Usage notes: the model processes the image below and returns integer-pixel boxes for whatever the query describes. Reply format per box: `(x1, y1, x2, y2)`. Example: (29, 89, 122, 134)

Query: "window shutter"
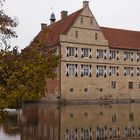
(117, 67, 119, 76)
(104, 66, 107, 77)
(96, 65, 99, 77)
(81, 128, 84, 140)
(109, 51, 111, 60)
(96, 50, 99, 59)
(81, 65, 83, 77)
(137, 68, 140, 76)
(75, 64, 78, 77)
(104, 50, 107, 59)
(109, 67, 111, 76)
(89, 49, 92, 58)
(124, 53, 126, 61)
(117, 51, 119, 60)
(131, 52, 133, 61)
(131, 68, 134, 76)
(66, 47, 69, 57)
(75, 129, 78, 139)
(89, 128, 92, 139)
(81, 49, 84, 58)
(89, 65, 92, 77)
(66, 64, 69, 77)
(66, 129, 69, 140)
(124, 68, 126, 76)
(137, 54, 139, 61)
(75, 48, 78, 57)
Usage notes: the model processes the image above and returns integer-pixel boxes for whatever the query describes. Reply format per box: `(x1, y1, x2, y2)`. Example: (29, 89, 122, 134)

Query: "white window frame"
(98, 66, 104, 76)
(110, 51, 117, 60)
(69, 64, 75, 76)
(98, 50, 104, 59)
(110, 67, 117, 75)
(124, 67, 133, 76)
(124, 52, 132, 61)
(83, 65, 89, 76)
(83, 48, 89, 58)
(81, 65, 92, 77)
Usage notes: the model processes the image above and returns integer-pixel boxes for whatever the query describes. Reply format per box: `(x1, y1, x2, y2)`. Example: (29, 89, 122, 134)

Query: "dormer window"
(81, 17, 83, 24)
(75, 31, 78, 38)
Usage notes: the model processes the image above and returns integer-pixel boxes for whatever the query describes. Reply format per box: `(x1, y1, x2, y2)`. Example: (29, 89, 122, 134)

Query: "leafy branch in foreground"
(0, 0, 18, 48)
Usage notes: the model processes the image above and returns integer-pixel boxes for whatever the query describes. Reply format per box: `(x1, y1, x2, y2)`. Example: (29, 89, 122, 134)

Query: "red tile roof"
(101, 27, 140, 50)
(31, 8, 140, 50)
(30, 8, 83, 48)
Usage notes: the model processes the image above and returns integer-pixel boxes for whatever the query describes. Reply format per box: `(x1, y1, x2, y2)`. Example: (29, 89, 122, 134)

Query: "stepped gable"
(101, 27, 140, 50)
(31, 7, 140, 50)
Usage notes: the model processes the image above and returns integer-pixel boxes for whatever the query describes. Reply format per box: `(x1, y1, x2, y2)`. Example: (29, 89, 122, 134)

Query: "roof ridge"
(101, 26, 140, 33)
(48, 8, 83, 28)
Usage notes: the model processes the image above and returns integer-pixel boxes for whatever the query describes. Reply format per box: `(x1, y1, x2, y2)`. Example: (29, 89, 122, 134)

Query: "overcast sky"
(3, 0, 140, 49)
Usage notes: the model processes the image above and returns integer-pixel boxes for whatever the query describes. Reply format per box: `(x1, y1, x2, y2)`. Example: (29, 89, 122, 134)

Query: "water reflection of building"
(21, 104, 60, 140)
(20, 103, 140, 140)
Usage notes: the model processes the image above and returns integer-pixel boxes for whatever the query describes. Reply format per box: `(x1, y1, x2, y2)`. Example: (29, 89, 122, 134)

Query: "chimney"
(61, 11, 68, 20)
(83, 1, 89, 8)
(41, 23, 47, 30)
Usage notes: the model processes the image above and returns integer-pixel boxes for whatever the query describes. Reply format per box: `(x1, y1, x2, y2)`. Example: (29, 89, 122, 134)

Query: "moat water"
(0, 102, 140, 140)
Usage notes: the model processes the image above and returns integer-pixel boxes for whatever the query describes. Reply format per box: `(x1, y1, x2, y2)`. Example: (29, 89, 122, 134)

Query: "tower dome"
(50, 12, 56, 24)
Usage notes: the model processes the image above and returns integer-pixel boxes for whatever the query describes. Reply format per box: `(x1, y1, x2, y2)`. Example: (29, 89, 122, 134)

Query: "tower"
(50, 12, 56, 24)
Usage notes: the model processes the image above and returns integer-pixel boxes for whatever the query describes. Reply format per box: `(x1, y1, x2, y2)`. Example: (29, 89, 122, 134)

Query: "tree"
(0, 47, 59, 109)
(0, 0, 60, 110)
(0, 0, 18, 48)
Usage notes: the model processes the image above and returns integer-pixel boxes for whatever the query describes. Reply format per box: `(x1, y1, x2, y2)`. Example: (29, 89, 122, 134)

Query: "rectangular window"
(81, 48, 92, 58)
(98, 66, 104, 76)
(97, 50, 104, 59)
(83, 65, 89, 76)
(81, 65, 92, 77)
(75, 31, 78, 38)
(90, 19, 93, 25)
(66, 47, 78, 57)
(95, 33, 98, 40)
(128, 82, 133, 89)
(81, 17, 83, 24)
(96, 65, 107, 77)
(111, 81, 116, 89)
(69, 47, 75, 56)
(83, 48, 89, 57)
(66, 64, 78, 77)
(84, 88, 88, 92)
(110, 67, 117, 75)
(124, 52, 133, 61)
(70, 88, 74, 92)
(69, 64, 75, 76)
(110, 51, 117, 60)
(124, 67, 133, 76)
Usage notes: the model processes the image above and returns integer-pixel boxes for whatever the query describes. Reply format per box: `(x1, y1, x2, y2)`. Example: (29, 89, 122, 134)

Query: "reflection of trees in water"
(0, 111, 20, 136)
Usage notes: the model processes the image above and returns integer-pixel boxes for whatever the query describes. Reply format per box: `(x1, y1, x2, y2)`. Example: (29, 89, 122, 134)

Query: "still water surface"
(0, 103, 140, 140)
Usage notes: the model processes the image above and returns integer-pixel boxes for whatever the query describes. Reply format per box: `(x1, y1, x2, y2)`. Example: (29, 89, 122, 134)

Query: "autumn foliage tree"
(0, 0, 59, 109)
